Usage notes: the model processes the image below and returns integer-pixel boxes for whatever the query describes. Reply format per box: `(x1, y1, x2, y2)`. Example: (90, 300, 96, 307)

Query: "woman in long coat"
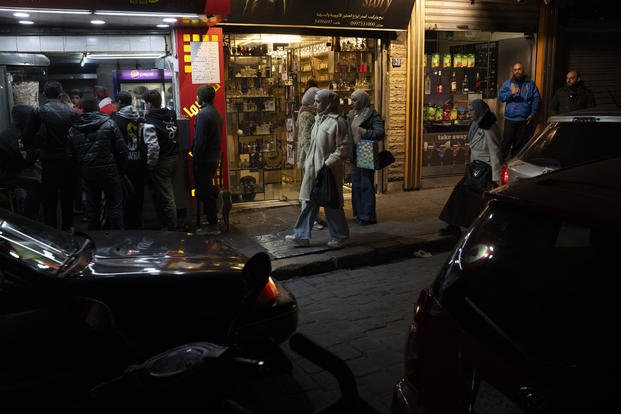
(296, 86, 319, 169)
(286, 89, 351, 248)
(347, 89, 385, 225)
(439, 99, 502, 235)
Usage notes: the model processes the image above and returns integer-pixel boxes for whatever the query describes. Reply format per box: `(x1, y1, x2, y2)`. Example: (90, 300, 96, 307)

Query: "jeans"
(351, 164, 376, 222)
(85, 180, 124, 230)
(42, 162, 77, 230)
(293, 200, 349, 241)
(149, 155, 178, 230)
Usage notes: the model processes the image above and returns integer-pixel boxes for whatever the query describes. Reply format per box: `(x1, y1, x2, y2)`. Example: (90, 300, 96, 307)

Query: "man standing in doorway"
(192, 85, 222, 235)
(498, 62, 540, 160)
(550, 70, 596, 115)
(143, 89, 179, 231)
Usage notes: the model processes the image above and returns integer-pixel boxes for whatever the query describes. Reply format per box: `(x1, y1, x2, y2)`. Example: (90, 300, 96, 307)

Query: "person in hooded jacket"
(37, 80, 79, 230)
(550, 70, 596, 115)
(439, 99, 502, 236)
(285, 89, 352, 249)
(111, 91, 146, 229)
(93, 85, 116, 115)
(192, 85, 222, 236)
(66, 98, 128, 230)
(143, 89, 179, 231)
(347, 89, 385, 225)
(0, 105, 40, 217)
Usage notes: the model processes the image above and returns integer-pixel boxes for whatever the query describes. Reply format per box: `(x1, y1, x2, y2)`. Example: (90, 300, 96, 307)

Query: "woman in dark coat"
(346, 90, 385, 225)
(439, 99, 502, 235)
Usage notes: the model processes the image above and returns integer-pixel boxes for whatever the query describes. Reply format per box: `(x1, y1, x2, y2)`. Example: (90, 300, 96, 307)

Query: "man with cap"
(112, 91, 145, 229)
(192, 85, 222, 235)
(93, 85, 116, 115)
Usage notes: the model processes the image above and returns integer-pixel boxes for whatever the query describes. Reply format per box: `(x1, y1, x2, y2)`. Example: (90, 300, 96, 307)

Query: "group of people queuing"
(439, 63, 596, 236)
(286, 80, 385, 249)
(0, 80, 184, 232)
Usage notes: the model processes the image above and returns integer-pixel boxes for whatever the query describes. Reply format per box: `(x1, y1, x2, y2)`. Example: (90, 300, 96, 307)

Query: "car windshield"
(0, 208, 81, 276)
(520, 121, 621, 168)
(434, 204, 619, 367)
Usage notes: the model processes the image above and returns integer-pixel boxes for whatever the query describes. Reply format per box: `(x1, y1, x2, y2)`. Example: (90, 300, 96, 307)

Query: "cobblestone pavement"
(231, 253, 449, 414)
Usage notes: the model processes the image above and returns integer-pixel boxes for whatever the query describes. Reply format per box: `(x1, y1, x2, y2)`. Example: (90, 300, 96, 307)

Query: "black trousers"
(124, 163, 146, 230)
(195, 160, 220, 226)
(502, 119, 533, 161)
(41, 162, 77, 230)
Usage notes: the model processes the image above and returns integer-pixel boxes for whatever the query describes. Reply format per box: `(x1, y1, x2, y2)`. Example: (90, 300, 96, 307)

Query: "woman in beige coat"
(286, 89, 351, 248)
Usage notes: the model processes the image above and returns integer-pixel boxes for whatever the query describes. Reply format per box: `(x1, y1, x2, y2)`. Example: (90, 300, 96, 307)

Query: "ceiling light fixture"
(157, 24, 170, 28)
(91, 19, 106, 25)
(86, 53, 163, 60)
(94, 11, 199, 18)
(0, 8, 91, 15)
(162, 18, 177, 23)
(18, 20, 34, 25)
(13, 12, 29, 17)
(80, 53, 86, 67)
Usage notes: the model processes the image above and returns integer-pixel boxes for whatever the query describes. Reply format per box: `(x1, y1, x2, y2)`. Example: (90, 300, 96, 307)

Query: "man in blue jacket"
(498, 62, 540, 161)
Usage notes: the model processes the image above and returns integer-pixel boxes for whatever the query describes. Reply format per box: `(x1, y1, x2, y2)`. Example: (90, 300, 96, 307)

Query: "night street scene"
(1, 1, 620, 412)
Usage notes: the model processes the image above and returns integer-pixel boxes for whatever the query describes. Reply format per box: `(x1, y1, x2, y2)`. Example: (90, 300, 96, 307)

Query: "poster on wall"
(223, 0, 415, 31)
(190, 41, 221, 84)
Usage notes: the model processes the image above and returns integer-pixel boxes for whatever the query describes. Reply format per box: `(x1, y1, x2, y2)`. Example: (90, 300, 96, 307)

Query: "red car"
(392, 156, 621, 413)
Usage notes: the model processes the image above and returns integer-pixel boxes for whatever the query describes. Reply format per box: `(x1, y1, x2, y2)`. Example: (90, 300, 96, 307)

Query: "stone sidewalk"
(217, 176, 462, 279)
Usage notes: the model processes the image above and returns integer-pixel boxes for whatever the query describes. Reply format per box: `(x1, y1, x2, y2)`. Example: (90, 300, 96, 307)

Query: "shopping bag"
(310, 165, 341, 209)
(355, 139, 379, 170)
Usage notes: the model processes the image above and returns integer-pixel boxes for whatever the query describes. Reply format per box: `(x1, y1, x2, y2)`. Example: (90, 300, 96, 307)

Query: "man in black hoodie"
(112, 91, 145, 229)
(66, 98, 128, 230)
(143, 89, 179, 230)
(550, 70, 596, 115)
(37, 81, 78, 230)
(193, 85, 222, 235)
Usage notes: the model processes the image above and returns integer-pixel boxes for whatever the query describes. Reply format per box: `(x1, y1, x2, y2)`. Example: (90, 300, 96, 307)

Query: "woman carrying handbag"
(439, 99, 502, 236)
(347, 90, 385, 225)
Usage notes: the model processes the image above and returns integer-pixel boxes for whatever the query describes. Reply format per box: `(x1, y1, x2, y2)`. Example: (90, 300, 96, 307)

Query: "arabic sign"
(223, 0, 415, 31)
(190, 41, 220, 84)
(116, 69, 173, 81)
(2, 0, 206, 13)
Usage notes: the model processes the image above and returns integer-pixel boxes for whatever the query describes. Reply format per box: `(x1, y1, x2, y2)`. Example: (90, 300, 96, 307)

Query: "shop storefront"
(420, 0, 540, 178)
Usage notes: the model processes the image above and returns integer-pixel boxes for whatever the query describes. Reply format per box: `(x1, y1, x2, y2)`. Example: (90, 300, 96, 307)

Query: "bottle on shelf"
(424, 71, 432, 95)
(474, 72, 481, 92)
(436, 70, 443, 94)
(461, 73, 469, 93)
(450, 71, 457, 93)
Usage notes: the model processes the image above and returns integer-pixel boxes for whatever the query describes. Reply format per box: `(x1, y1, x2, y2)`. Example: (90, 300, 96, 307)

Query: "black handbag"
(378, 150, 395, 169)
(464, 160, 493, 193)
(310, 165, 341, 209)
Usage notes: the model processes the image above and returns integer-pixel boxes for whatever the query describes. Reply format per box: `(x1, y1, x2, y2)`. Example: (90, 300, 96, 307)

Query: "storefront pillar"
(404, 0, 425, 190)
(534, 1, 558, 123)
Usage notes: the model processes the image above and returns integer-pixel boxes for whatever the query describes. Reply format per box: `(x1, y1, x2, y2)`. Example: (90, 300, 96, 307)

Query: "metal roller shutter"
(425, 0, 539, 33)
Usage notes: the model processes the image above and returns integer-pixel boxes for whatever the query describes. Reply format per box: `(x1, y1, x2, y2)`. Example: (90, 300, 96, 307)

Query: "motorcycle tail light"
(257, 277, 279, 305)
(499, 164, 509, 186)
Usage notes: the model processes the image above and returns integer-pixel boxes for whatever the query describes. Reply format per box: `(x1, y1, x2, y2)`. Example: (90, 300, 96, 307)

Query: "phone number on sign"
(349, 20, 383, 27)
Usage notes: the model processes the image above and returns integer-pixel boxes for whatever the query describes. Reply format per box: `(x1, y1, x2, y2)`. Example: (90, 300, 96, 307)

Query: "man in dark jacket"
(550, 70, 596, 115)
(67, 98, 128, 230)
(37, 81, 78, 230)
(143, 89, 179, 230)
(112, 91, 145, 229)
(193, 85, 222, 235)
(0, 105, 40, 216)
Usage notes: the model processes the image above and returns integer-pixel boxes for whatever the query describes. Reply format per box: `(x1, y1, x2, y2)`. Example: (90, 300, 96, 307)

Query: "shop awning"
(207, 0, 415, 31)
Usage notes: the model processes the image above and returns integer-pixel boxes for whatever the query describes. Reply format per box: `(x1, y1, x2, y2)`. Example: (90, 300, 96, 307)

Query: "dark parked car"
(0, 208, 297, 402)
(393, 157, 621, 413)
(502, 109, 621, 184)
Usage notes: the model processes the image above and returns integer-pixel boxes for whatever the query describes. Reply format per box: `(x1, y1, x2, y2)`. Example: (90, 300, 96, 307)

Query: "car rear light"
(499, 164, 509, 186)
(257, 277, 279, 305)
(414, 289, 430, 323)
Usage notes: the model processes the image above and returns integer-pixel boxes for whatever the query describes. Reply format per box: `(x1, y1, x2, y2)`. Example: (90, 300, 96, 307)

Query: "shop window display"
(224, 34, 377, 202)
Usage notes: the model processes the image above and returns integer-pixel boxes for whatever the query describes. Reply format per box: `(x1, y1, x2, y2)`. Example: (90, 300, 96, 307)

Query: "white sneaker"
(285, 234, 310, 246)
(327, 238, 346, 248)
(313, 221, 325, 230)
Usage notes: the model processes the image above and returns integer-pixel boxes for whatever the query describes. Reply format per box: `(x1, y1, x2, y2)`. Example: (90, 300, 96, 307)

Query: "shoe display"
(439, 225, 461, 236)
(327, 238, 346, 248)
(285, 234, 310, 247)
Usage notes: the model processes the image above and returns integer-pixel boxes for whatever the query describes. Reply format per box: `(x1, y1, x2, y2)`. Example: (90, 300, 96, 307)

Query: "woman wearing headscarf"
(286, 89, 352, 248)
(438, 99, 502, 235)
(297, 86, 319, 169)
(347, 89, 385, 225)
